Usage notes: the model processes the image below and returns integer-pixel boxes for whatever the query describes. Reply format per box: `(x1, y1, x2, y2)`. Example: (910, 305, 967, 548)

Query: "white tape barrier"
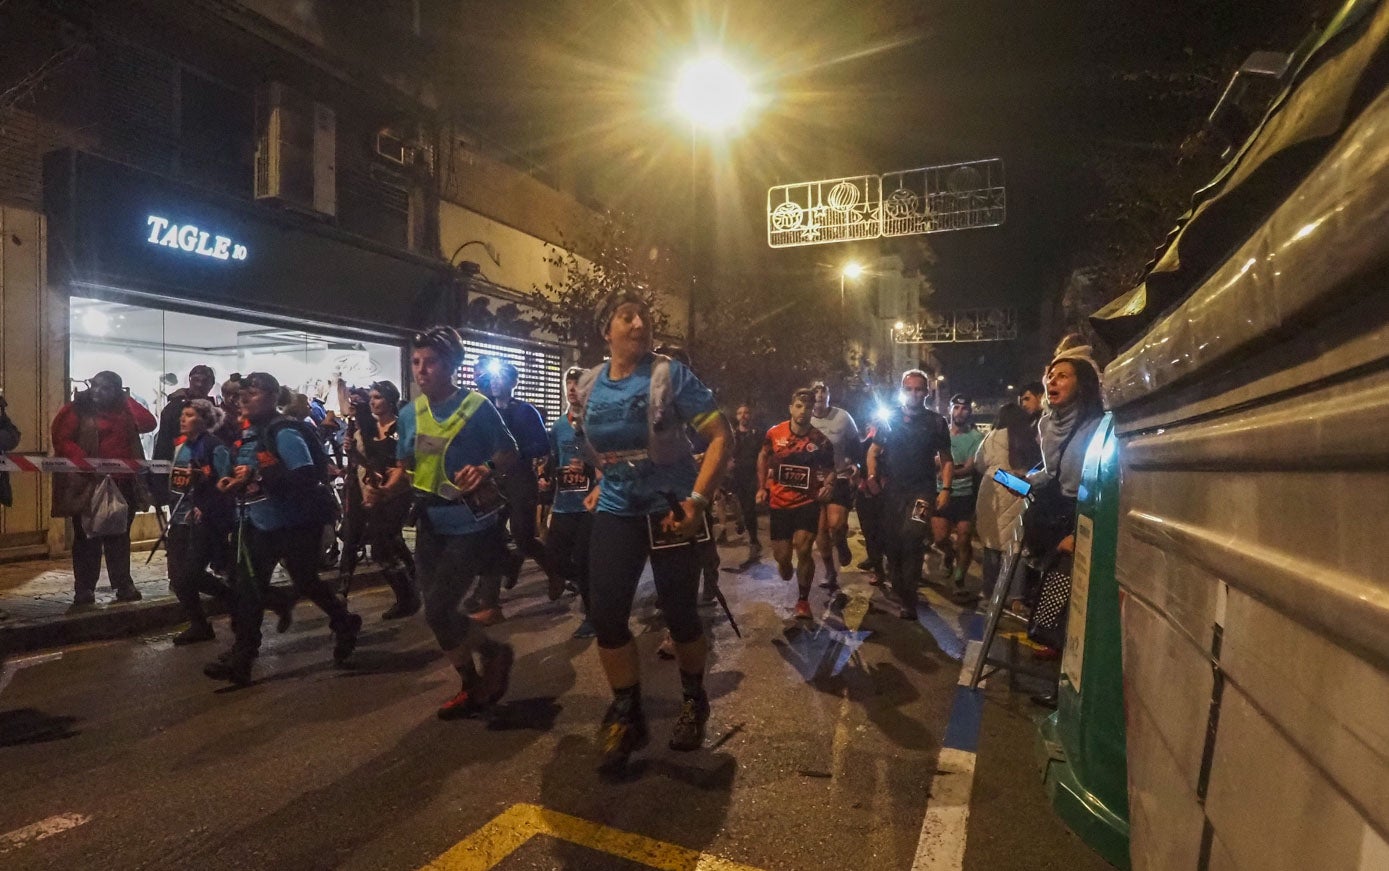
(0, 454, 172, 474)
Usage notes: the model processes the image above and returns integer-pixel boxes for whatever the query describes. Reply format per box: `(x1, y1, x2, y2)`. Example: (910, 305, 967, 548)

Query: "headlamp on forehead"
(486, 359, 503, 378)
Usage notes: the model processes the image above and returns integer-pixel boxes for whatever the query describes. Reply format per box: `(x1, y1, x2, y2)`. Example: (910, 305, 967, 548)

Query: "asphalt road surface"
(0, 529, 1111, 870)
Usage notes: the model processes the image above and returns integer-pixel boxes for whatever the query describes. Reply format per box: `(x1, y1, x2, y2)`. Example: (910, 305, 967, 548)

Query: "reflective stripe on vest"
(411, 390, 489, 498)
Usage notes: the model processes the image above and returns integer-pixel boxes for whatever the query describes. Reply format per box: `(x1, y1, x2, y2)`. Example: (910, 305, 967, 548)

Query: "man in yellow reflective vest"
(365, 326, 519, 719)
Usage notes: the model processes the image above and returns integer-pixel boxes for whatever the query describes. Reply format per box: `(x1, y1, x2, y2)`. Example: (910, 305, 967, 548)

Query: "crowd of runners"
(41, 289, 1102, 773)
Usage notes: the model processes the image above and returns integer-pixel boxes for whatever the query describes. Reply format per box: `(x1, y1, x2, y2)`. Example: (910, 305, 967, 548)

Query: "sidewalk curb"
(0, 568, 390, 655)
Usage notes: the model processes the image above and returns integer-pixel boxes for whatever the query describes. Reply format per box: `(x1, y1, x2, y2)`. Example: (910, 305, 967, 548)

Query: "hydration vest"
(573, 354, 690, 468)
(410, 390, 490, 498)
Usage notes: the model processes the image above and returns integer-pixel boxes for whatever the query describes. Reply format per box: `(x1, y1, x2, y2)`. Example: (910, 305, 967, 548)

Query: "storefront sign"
(145, 215, 248, 261)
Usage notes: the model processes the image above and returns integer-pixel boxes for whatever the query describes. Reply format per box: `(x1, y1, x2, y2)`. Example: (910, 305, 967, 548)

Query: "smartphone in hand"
(993, 468, 1032, 498)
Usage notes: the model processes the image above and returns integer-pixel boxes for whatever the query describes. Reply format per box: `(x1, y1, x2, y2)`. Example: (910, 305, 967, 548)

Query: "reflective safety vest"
(410, 390, 489, 499)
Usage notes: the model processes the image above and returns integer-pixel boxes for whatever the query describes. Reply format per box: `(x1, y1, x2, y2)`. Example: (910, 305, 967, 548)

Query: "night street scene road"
(0, 2, 1384, 869)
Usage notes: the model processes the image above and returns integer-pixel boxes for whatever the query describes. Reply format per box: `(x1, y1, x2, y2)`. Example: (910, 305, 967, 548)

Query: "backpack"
(263, 416, 340, 524)
(573, 354, 689, 467)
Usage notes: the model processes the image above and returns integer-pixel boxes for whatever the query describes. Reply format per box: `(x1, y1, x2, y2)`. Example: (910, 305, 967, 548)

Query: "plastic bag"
(82, 476, 130, 537)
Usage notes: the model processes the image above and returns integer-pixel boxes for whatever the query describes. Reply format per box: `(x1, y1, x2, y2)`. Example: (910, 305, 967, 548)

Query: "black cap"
(949, 392, 972, 406)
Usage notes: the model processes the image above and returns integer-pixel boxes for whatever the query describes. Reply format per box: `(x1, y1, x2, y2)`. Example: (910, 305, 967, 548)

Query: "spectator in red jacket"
(51, 371, 158, 605)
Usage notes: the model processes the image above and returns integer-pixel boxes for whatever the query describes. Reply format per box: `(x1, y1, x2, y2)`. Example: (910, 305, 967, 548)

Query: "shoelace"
(603, 720, 632, 754)
(673, 698, 701, 732)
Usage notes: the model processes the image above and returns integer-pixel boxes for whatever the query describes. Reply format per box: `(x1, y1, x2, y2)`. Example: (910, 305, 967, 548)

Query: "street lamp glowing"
(842, 262, 865, 279)
(672, 55, 754, 131)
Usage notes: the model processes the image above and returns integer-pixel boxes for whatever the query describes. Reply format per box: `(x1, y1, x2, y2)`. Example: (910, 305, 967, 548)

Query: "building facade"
(0, 0, 628, 558)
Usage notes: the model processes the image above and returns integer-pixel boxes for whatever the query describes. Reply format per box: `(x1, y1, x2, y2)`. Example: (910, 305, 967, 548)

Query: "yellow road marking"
(421, 803, 765, 871)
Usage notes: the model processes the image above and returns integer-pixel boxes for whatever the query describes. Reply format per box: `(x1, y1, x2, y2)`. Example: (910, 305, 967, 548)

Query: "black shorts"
(770, 503, 821, 540)
(939, 493, 977, 525)
(824, 478, 854, 509)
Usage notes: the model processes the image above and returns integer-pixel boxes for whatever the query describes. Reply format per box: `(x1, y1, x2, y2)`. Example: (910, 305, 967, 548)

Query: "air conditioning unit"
(255, 82, 336, 217)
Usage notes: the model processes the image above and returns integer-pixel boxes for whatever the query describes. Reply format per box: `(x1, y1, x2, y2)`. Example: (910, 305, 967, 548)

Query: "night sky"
(442, 1, 1338, 394)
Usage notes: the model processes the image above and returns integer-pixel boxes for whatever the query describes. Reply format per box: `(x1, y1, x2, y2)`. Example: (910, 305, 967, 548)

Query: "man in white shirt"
(808, 381, 861, 590)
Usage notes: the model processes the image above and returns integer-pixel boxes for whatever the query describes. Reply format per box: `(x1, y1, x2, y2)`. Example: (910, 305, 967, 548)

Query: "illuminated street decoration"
(767, 174, 881, 248)
(145, 215, 249, 261)
(767, 158, 1006, 248)
(880, 159, 1006, 237)
(894, 307, 1017, 344)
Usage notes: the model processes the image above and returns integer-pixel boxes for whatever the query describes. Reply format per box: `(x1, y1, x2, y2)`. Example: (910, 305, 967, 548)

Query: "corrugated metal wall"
(1107, 82, 1389, 870)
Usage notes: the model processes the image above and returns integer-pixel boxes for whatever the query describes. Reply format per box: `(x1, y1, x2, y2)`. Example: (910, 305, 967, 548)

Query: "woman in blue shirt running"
(580, 292, 731, 776)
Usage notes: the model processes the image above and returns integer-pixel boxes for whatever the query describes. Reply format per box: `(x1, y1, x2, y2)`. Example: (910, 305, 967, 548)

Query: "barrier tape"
(0, 454, 172, 474)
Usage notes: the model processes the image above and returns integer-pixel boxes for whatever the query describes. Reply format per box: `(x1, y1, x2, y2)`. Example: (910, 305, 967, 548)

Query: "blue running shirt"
(584, 355, 719, 517)
(549, 413, 592, 515)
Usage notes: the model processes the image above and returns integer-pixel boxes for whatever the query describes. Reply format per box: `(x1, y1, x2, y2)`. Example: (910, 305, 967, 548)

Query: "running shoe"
(333, 613, 363, 664)
(668, 692, 710, 752)
(273, 598, 295, 634)
(203, 649, 254, 686)
(381, 596, 421, 621)
(836, 537, 852, 567)
(572, 619, 597, 639)
(437, 687, 486, 720)
(546, 569, 567, 602)
(856, 558, 875, 571)
(468, 607, 505, 626)
(478, 641, 515, 706)
(793, 599, 813, 621)
(598, 705, 649, 774)
(172, 623, 215, 646)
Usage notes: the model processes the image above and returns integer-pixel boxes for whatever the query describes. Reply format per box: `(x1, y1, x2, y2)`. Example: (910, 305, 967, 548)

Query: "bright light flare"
(893, 321, 906, 331)
(672, 55, 754, 131)
(874, 405, 892, 423)
(842, 262, 866, 279)
(82, 309, 111, 337)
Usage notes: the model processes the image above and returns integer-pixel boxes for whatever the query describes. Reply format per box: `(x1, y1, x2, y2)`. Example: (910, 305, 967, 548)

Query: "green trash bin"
(1036, 412, 1130, 868)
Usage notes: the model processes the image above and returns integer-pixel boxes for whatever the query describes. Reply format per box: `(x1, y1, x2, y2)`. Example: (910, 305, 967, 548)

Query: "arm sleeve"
(212, 444, 233, 478)
(514, 404, 550, 459)
(128, 397, 158, 433)
(51, 404, 84, 460)
(477, 401, 519, 458)
(670, 361, 719, 427)
(977, 430, 1005, 475)
(395, 404, 416, 463)
(273, 428, 315, 471)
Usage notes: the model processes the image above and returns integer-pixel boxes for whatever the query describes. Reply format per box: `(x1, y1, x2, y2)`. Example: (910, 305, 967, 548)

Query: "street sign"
(767, 158, 1005, 248)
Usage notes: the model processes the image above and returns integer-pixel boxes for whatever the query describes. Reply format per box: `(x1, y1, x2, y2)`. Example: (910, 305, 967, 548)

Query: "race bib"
(776, 464, 812, 490)
(559, 467, 591, 493)
(648, 511, 712, 550)
(168, 466, 195, 495)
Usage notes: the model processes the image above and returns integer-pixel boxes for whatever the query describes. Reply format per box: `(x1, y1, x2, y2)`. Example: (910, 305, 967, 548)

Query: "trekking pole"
(146, 496, 184, 564)
(663, 493, 742, 638)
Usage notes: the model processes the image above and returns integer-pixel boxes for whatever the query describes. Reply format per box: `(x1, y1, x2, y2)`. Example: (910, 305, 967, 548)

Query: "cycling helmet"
(412, 325, 466, 367)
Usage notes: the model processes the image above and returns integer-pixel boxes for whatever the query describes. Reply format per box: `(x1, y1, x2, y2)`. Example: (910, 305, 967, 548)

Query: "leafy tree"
(527, 212, 674, 366)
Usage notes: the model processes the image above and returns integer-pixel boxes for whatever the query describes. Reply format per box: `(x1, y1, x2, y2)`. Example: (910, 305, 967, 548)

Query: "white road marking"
(912, 748, 977, 870)
(0, 651, 63, 698)
(0, 813, 91, 854)
(913, 590, 982, 871)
